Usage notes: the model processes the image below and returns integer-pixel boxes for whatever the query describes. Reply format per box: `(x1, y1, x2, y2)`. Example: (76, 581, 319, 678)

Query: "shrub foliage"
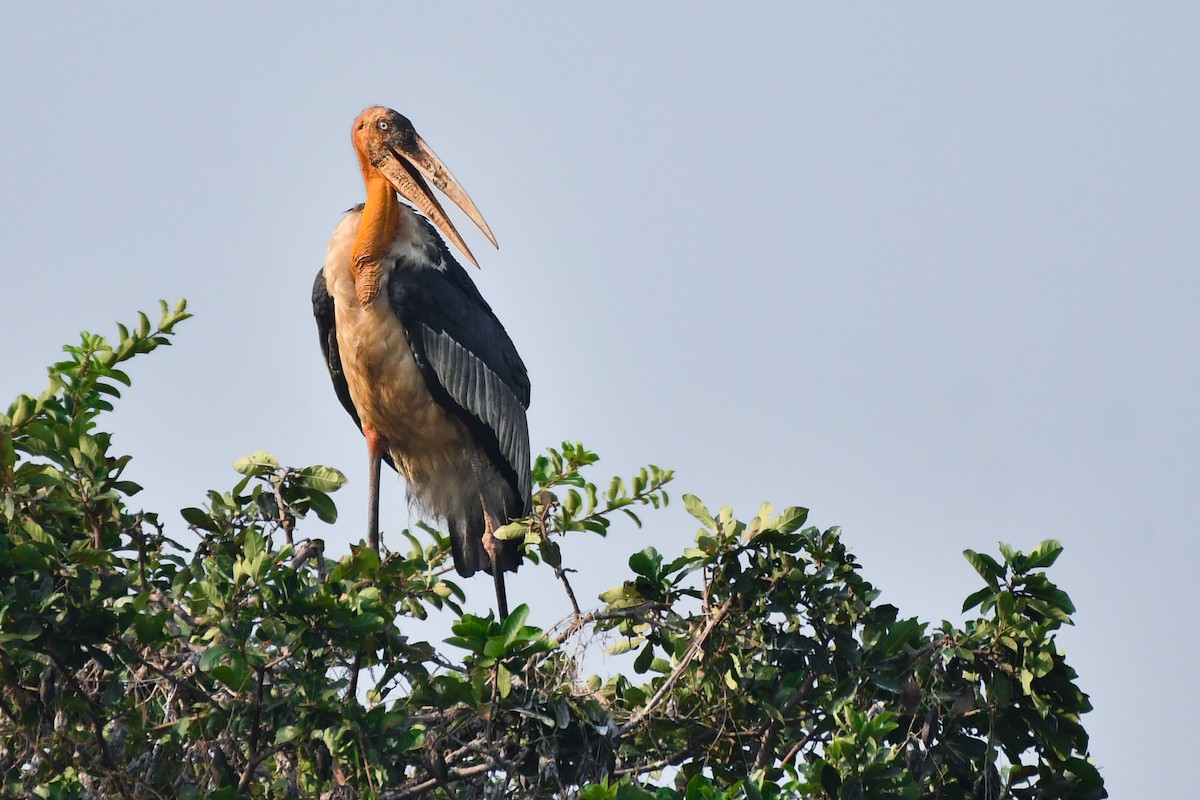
(0, 304, 1105, 799)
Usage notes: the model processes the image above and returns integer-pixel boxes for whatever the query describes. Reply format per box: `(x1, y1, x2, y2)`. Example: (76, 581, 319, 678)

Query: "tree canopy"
(0, 304, 1105, 799)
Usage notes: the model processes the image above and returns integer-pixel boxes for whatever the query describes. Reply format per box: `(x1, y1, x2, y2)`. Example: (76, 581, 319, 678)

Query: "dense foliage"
(0, 305, 1105, 799)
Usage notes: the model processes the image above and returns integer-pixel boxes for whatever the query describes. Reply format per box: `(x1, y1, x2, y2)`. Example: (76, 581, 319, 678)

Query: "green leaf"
(962, 586, 995, 614)
(531, 455, 552, 486)
(297, 465, 347, 492)
(599, 584, 640, 605)
(345, 613, 385, 636)
(996, 590, 1016, 622)
(305, 490, 338, 523)
(275, 725, 301, 744)
(683, 493, 716, 529)
(198, 645, 228, 672)
(963, 549, 1004, 586)
(1065, 756, 1103, 786)
(775, 506, 809, 534)
(211, 662, 250, 690)
(628, 547, 661, 578)
(232, 451, 278, 475)
(501, 604, 531, 644)
(180, 507, 216, 531)
(494, 520, 529, 541)
(134, 611, 168, 643)
(540, 538, 562, 568)
(633, 642, 654, 674)
(616, 783, 655, 800)
(1025, 539, 1064, 570)
(9, 394, 35, 427)
(605, 638, 641, 656)
(444, 636, 484, 655)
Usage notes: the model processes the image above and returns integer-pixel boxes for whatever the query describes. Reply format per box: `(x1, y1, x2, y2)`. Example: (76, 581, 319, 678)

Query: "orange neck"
(351, 171, 400, 306)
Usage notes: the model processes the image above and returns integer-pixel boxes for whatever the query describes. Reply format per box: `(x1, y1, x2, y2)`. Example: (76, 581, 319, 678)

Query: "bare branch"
(617, 599, 734, 737)
(274, 467, 295, 546)
(237, 667, 268, 791)
(385, 760, 496, 799)
(554, 565, 583, 619)
(289, 539, 324, 570)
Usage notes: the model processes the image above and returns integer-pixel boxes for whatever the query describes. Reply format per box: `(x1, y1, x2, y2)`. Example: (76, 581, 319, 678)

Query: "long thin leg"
(350, 430, 385, 706)
(470, 452, 509, 618)
(481, 508, 509, 619)
(364, 427, 385, 552)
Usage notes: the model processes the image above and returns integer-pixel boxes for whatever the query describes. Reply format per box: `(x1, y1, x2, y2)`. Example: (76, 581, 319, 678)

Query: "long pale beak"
(373, 136, 497, 268)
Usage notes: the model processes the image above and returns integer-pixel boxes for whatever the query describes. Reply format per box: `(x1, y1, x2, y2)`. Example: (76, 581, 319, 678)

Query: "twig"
(274, 467, 295, 546)
(125, 650, 223, 710)
(780, 730, 817, 766)
(617, 599, 733, 737)
(420, 751, 454, 798)
(134, 514, 149, 591)
(555, 565, 582, 619)
(145, 589, 203, 630)
(752, 673, 816, 772)
(46, 652, 132, 797)
(237, 666, 267, 791)
(0, 658, 26, 722)
(551, 604, 671, 646)
(347, 651, 363, 703)
(289, 540, 324, 570)
(752, 718, 781, 773)
(614, 751, 689, 776)
(385, 760, 496, 799)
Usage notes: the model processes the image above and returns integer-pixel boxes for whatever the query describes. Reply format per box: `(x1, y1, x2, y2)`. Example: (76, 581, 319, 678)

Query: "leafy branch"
(0, 306, 1106, 799)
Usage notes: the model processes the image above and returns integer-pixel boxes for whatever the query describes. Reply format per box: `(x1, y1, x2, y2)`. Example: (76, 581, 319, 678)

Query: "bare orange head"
(350, 106, 497, 268)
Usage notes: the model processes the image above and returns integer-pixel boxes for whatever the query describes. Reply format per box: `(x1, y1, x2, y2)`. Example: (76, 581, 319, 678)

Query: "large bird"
(312, 106, 530, 617)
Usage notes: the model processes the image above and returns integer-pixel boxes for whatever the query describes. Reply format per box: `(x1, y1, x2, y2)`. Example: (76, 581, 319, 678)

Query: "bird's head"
(352, 106, 497, 267)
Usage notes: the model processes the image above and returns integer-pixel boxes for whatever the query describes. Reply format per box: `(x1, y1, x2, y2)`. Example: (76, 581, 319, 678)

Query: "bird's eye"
(378, 120, 389, 131)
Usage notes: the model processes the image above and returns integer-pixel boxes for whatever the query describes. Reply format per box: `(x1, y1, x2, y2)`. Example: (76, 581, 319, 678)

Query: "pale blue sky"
(3, 4, 1197, 795)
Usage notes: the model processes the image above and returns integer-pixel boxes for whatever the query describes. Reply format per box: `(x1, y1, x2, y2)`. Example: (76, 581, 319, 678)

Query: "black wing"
(312, 268, 397, 470)
(388, 225, 532, 518)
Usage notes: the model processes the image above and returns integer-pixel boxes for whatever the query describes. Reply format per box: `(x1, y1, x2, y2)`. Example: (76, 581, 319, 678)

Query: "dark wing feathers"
(312, 269, 363, 432)
(420, 326, 532, 508)
(388, 237, 532, 518)
(412, 216, 530, 406)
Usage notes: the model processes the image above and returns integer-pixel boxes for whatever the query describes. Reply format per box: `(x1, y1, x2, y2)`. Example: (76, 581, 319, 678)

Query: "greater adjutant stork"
(312, 107, 530, 617)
